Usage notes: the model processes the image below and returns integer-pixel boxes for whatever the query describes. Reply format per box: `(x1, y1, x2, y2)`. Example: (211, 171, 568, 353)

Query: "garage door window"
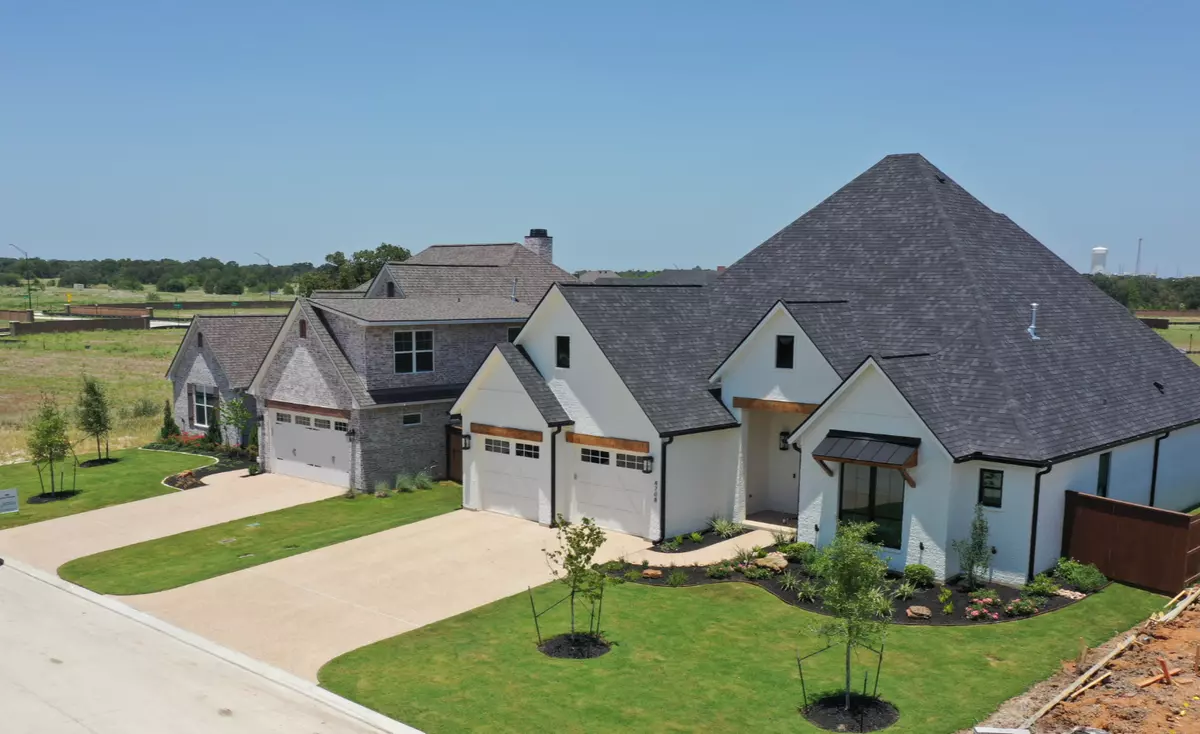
(485, 438, 510, 454)
(581, 448, 609, 465)
(615, 453, 647, 471)
(194, 390, 216, 428)
(515, 442, 539, 459)
(276, 412, 292, 423)
(395, 330, 434, 374)
(314, 418, 331, 429)
(334, 421, 348, 432)
(295, 415, 312, 427)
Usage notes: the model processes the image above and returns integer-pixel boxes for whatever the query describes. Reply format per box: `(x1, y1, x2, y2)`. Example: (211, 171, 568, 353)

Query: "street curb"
(3, 557, 422, 734)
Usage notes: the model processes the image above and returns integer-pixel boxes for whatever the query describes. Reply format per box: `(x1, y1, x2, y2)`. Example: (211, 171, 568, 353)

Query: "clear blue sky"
(3, 2, 1198, 274)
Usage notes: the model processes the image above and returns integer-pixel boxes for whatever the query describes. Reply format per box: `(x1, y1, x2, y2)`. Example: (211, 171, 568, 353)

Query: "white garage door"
(271, 409, 350, 486)
(477, 437, 542, 521)
(569, 448, 653, 536)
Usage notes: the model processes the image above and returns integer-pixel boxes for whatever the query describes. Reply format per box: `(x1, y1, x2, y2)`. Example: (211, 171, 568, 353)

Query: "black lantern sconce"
(461, 434, 472, 450)
(641, 455, 654, 474)
(778, 430, 791, 451)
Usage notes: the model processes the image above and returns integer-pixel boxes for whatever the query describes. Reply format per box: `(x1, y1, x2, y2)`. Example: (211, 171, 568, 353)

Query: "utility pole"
(254, 252, 272, 301)
(1135, 238, 1143, 276)
(9, 244, 31, 310)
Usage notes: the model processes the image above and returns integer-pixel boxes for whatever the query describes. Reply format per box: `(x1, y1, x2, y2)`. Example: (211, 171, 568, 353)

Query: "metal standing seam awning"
(811, 430, 921, 487)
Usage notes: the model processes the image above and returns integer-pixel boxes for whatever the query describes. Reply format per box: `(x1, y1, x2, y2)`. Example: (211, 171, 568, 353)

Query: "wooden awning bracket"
(811, 454, 918, 488)
(815, 457, 834, 477)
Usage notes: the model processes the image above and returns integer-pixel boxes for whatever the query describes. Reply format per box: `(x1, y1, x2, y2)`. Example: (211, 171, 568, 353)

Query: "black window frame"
(385, 281, 395, 298)
(1097, 452, 1111, 497)
(978, 468, 1004, 508)
(394, 329, 434, 374)
(837, 463, 905, 550)
(484, 437, 510, 454)
(556, 336, 570, 368)
(775, 334, 795, 369)
(581, 447, 609, 465)
(401, 412, 422, 426)
(515, 442, 539, 459)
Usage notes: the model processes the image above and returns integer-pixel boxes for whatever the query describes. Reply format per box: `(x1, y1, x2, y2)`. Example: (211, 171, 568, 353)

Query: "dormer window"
(386, 281, 395, 298)
(197, 332, 204, 348)
(775, 335, 794, 369)
(299, 319, 307, 339)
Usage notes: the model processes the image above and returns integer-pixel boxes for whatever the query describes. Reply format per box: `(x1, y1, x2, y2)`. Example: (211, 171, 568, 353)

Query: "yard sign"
(0, 489, 17, 514)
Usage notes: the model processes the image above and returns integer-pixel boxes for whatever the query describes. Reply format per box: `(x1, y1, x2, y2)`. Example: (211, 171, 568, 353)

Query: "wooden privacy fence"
(0, 309, 34, 323)
(1061, 490, 1200, 595)
(10, 317, 150, 335)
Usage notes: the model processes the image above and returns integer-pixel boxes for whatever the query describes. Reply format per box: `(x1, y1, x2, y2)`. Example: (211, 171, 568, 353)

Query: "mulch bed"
(26, 490, 82, 504)
(802, 693, 899, 732)
(650, 526, 753, 554)
(538, 633, 612, 659)
(79, 457, 120, 468)
(605, 551, 1094, 627)
(160, 453, 258, 490)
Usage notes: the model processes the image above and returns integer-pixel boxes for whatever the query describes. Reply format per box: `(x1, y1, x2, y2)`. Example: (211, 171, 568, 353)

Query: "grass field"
(59, 482, 461, 594)
(319, 581, 1160, 734)
(0, 283, 294, 312)
(0, 448, 209, 531)
(1153, 324, 1200, 365)
(0, 329, 185, 462)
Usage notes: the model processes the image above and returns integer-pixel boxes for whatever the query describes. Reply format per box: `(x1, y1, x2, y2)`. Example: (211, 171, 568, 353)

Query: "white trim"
(401, 412, 423, 426)
(709, 301, 838, 382)
(393, 328, 435, 375)
(193, 387, 217, 428)
(788, 357, 955, 464)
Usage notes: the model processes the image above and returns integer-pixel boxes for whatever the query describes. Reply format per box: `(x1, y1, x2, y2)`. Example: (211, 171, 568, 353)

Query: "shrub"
(951, 504, 992, 590)
(937, 586, 953, 605)
(159, 400, 181, 440)
(1023, 573, 1060, 599)
(659, 537, 682, 552)
(342, 487, 358, 499)
(779, 568, 802, 592)
(893, 580, 918, 601)
(732, 548, 758, 566)
(903, 564, 936, 588)
(753, 545, 768, 559)
(413, 471, 433, 490)
(1054, 558, 1107, 593)
(942, 601, 954, 616)
(796, 579, 820, 603)
(623, 569, 642, 583)
(965, 600, 1000, 622)
(968, 589, 1000, 606)
(771, 528, 796, 546)
(373, 480, 392, 497)
(247, 464, 260, 476)
(688, 532, 703, 544)
(126, 397, 158, 419)
(705, 563, 733, 579)
(394, 473, 415, 492)
(1004, 597, 1040, 617)
(709, 517, 745, 539)
(740, 565, 772, 580)
(667, 570, 687, 587)
(599, 560, 624, 572)
(780, 542, 816, 566)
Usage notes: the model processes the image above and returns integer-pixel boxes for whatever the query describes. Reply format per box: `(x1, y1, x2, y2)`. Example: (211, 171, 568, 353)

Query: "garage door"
(569, 448, 653, 536)
(477, 437, 542, 521)
(271, 409, 350, 486)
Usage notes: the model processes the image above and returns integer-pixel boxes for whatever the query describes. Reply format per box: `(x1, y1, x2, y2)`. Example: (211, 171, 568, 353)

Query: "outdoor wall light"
(813, 524, 819, 534)
(991, 546, 998, 555)
(641, 455, 654, 474)
(778, 431, 790, 451)
(918, 541, 924, 552)
(461, 434, 472, 450)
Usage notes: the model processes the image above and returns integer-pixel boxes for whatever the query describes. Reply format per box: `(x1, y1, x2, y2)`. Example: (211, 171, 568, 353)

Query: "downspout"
(1027, 463, 1054, 582)
(658, 436, 675, 542)
(549, 426, 563, 525)
(1149, 430, 1171, 507)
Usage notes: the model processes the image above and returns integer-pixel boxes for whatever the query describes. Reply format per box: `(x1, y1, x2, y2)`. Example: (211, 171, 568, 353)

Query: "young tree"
(76, 375, 112, 461)
(952, 504, 992, 590)
(219, 397, 254, 447)
(545, 515, 608, 639)
(203, 408, 223, 446)
(160, 399, 181, 440)
(27, 396, 72, 494)
(809, 522, 892, 711)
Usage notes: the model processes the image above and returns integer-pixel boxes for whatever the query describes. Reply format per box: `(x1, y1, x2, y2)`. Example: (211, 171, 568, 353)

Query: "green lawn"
(60, 482, 462, 594)
(0, 449, 208, 531)
(319, 581, 1161, 734)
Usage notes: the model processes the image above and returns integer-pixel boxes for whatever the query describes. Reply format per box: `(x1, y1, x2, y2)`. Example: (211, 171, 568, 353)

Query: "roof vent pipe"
(1027, 303, 1041, 341)
(511, 278, 518, 302)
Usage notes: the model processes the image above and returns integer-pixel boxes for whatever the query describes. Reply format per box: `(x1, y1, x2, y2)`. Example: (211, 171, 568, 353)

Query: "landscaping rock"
(906, 605, 932, 620)
(754, 552, 788, 572)
(641, 569, 663, 579)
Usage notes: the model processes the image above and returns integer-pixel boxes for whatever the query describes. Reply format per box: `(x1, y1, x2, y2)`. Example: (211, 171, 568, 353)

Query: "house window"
(294, 415, 312, 427)
(515, 442, 540, 459)
(508, 327, 522, 343)
(978, 469, 1004, 508)
(581, 448, 609, 465)
(299, 319, 307, 338)
(1097, 452, 1111, 497)
(485, 437, 510, 454)
(313, 418, 331, 429)
(334, 421, 348, 432)
(394, 330, 434, 373)
(194, 389, 216, 428)
(275, 412, 292, 423)
(556, 336, 570, 368)
(386, 281, 395, 298)
(402, 413, 422, 426)
(197, 332, 204, 348)
(776, 335, 795, 369)
(839, 463, 905, 549)
(615, 453, 646, 471)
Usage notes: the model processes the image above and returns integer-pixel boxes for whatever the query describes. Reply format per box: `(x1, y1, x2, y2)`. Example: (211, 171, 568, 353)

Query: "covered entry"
(270, 404, 351, 486)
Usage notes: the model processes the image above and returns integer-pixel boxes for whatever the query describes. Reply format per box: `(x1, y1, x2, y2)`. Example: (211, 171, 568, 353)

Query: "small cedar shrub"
(1022, 573, 1060, 599)
(904, 563, 936, 588)
(1054, 558, 1107, 593)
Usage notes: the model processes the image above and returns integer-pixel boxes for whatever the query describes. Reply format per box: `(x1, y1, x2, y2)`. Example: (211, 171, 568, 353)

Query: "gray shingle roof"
(387, 244, 575, 303)
(557, 284, 738, 436)
(310, 289, 366, 299)
(495, 342, 572, 426)
(310, 296, 531, 323)
(192, 315, 286, 389)
(707, 153, 1200, 462)
(596, 269, 721, 286)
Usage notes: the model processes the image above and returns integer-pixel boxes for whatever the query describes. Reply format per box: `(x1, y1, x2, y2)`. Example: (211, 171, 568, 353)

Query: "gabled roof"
(306, 302, 375, 408)
(310, 296, 531, 323)
(597, 269, 721, 286)
(556, 283, 738, 436)
(384, 244, 575, 303)
(167, 315, 286, 389)
(496, 342, 572, 426)
(706, 153, 1200, 463)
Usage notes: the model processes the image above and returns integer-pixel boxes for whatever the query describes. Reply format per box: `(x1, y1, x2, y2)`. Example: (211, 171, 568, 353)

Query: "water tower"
(1090, 247, 1109, 274)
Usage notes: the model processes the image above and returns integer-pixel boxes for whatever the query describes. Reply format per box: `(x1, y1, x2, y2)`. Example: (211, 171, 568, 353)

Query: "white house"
(451, 154, 1200, 585)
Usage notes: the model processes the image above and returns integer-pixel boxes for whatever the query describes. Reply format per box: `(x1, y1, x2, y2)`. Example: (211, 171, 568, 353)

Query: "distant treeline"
(0, 255, 317, 295)
(1085, 274, 1200, 311)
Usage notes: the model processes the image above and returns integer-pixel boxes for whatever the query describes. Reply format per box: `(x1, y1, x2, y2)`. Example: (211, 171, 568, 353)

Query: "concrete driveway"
(125, 510, 651, 681)
(0, 468, 344, 572)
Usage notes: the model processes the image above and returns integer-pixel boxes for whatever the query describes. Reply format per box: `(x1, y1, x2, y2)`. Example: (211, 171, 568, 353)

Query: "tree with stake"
(27, 396, 72, 496)
(219, 396, 253, 447)
(952, 504, 992, 590)
(809, 521, 892, 712)
(544, 515, 607, 645)
(76, 375, 112, 462)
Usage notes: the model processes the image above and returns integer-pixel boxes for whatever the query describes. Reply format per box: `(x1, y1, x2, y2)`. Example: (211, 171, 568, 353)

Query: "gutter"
(659, 421, 741, 438)
(549, 425, 563, 525)
(1149, 430, 1171, 507)
(1027, 463, 1054, 582)
(957, 415, 1200, 468)
(658, 436, 675, 541)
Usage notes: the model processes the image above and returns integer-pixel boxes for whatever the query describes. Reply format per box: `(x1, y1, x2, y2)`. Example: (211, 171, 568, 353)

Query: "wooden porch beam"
(266, 400, 351, 419)
(470, 422, 543, 443)
(565, 431, 650, 454)
(733, 397, 820, 414)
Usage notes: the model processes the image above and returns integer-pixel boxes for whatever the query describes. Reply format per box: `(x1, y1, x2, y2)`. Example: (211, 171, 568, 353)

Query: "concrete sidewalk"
(0, 465, 343, 572)
(0, 559, 416, 733)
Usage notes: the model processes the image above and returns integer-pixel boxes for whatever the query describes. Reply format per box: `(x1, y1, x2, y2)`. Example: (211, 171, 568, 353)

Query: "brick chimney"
(523, 228, 553, 262)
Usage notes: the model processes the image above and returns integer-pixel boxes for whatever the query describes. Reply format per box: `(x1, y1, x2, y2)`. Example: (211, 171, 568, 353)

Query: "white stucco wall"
(795, 362, 955, 578)
(1153, 423, 1200, 512)
(665, 428, 740, 537)
(744, 410, 804, 514)
(716, 305, 843, 410)
(949, 461, 1037, 586)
